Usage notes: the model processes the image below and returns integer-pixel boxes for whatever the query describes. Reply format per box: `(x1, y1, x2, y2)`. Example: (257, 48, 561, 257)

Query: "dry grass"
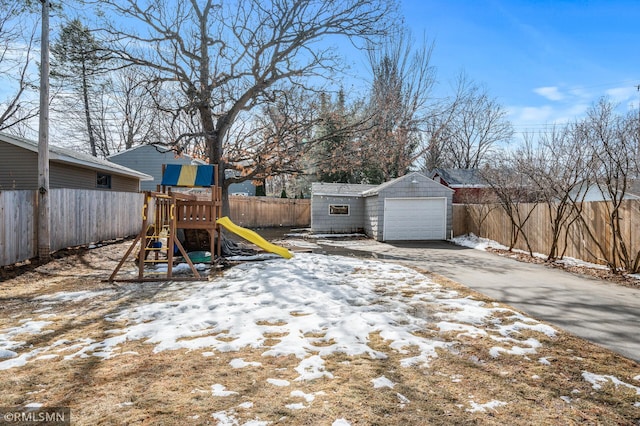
(0, 241, 638, 425)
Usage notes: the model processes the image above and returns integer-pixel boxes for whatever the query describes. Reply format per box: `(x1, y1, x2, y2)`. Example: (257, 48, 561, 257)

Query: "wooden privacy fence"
(1, 190, 311, 267)
(229, 196, 310, 228)
(454, 200, 640, 268)
(0, 189, 144, 267)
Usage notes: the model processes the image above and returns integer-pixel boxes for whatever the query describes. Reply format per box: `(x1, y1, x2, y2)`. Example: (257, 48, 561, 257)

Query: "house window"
(329, 204, 349, 216)
(97, 173, 112, 189)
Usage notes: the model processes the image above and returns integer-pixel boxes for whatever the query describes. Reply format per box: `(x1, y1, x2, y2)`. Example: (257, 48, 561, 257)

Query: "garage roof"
(311, 182, 377, 196)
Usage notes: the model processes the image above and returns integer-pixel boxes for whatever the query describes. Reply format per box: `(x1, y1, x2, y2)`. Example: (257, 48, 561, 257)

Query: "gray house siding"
(363, 196, 380, 240)
(109, 145, 256, 195)
(108, 145, 196, 191)
(311, 195, 365, 233)
(0, 141, 141, 192)
(0, 142, 37, 190)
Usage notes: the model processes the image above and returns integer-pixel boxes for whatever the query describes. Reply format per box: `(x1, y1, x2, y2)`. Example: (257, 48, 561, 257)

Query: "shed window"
(329, 204, 349, 216)
(97, 173, 112, 189)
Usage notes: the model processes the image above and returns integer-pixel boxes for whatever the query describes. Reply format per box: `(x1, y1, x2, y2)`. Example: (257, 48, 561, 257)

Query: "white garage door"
(383, 198, 447, 241)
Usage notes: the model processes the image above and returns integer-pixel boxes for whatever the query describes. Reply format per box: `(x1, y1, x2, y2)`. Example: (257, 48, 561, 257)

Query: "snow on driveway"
(0, 252, 597, 423)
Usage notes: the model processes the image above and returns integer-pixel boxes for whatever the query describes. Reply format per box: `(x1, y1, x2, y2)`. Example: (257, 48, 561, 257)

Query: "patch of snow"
(437, 321, 487, 338)
(538, 357, 551, 365)
(582, 371, 640, 395)
(211, 410, 239, 425)
(466, 399, 508, 413)
(237, 402, 254, 409)
(397, 393, 410, 405)
(227, 254, 281, 261)
(24, 403, 43, 408)
(211, 384, 239, 397)
(560, 396, 571, 403)
(285, 403, 306, 410)
(372, 376, 395, 389)
(290, 390, 316, 402)
(229, 358, 262, 368)
(34, 354, 58, 361)
(0, 349, 17, 359)
(35, 290, 110, 303)
(294, 355, 333, 381)
(266, 378, 290, 387)
(332, 419, 351, 426)
(281, 239, 321, 249)
(450, 234, 509, 251)
(153, 263, 208, 273)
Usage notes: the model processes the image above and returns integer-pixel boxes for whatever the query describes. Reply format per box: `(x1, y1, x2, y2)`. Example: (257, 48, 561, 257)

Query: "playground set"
(108, 164, 292, 283)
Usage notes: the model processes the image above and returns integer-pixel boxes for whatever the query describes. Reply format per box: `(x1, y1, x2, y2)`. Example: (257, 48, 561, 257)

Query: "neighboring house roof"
(628, 179, 640, 197)
(430, 168, 487, 188)
(311, 182, 378, 196)
(1, 132, 153, 181)
(568, 182, 640, 202)
(108, 143, 207, 165)
(312, 172, 452, 197)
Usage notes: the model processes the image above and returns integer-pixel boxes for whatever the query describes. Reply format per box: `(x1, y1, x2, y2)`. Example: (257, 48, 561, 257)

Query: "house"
(108, 144, 256, 195)
(568, 182, 640, 202)
(0, 132, 152, 191)
(429, 168, 491, 203)
(311, 172, 454, 241)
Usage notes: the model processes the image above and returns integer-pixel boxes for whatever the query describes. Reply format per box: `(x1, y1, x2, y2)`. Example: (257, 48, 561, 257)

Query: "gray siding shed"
(311, 183, 376, 234)
(311, 173, 454, 241)
(362, 172, 454, 241)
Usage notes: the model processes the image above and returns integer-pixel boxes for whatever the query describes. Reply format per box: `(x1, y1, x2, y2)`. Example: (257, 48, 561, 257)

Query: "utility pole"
(38, 0, 51, 261)
(637, 84, 640, 177)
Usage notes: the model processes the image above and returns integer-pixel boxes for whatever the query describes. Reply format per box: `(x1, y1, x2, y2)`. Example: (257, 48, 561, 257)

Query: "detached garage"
(311, 172, 453, 241)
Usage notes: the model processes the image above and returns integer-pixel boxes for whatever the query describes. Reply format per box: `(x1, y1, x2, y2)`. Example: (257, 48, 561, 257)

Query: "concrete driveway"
(314, 239, 640, 363)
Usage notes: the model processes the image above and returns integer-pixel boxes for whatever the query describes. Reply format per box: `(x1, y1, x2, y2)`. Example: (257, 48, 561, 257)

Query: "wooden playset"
(108, 164, 222, 282)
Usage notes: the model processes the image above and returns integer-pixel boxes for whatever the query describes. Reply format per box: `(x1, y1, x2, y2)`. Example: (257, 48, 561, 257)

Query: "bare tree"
(90, 0, 396, 211)
(0, 1, 39, 134)
(434, 73, 513, 170)
(576, 98, 640, 273)
(517, 125, 594, 261)
(362, 29, 437, 182)
(481, 151, 538, 255)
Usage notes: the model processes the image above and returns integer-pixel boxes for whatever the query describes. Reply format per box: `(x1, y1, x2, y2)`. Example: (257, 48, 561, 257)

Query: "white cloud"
(605, 86, 637, 104)
(533, 86, 565, 101)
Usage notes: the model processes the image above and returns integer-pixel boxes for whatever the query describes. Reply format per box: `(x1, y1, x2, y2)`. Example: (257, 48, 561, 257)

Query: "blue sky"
(397, 0, 640, 133)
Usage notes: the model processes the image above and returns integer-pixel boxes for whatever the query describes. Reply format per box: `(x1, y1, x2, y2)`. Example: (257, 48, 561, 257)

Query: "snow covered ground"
(1, 250, 638, 424)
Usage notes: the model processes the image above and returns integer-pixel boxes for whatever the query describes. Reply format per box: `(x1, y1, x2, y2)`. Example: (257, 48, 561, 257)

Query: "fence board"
(457, 200, 640, 269)
(1, 191, 311, 266)
(229, 196, 310, 228)
(0, 190, 35, 266)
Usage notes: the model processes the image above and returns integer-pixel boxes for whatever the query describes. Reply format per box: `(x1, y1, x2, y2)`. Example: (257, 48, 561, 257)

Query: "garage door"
(383, 198, 447, 241)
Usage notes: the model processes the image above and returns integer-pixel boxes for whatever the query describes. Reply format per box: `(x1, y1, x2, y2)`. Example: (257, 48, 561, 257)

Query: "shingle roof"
(311, 182, 377, 196)
(312, 172, 452, 197)
(0, 132, 153, 181)
(430, 168, 487, 187)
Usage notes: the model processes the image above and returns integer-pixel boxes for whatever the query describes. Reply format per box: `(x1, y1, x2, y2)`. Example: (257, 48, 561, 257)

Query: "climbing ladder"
(108, 164, 222, 282)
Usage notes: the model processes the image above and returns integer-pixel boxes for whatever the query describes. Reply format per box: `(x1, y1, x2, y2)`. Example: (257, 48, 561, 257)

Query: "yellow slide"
(216, 216, 293, 259)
